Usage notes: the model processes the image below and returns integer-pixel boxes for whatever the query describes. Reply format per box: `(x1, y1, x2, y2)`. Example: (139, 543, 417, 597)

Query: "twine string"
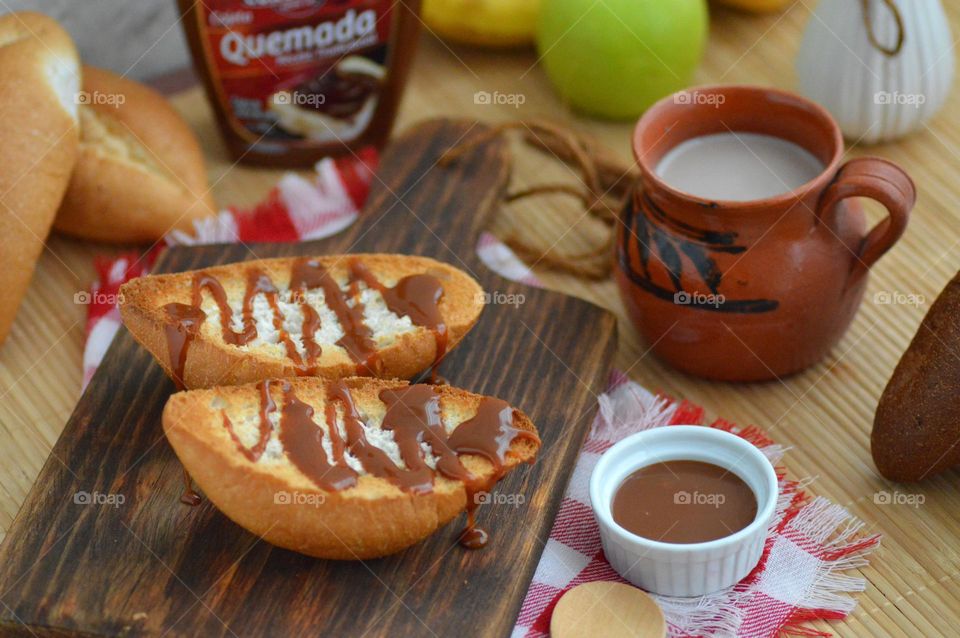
(440, 120, 634, 280)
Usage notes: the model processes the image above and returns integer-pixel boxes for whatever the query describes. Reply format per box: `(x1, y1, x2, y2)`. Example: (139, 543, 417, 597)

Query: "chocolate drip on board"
(447, 397, 541, 549)
(180, 467, 201, 506)
(458, 524, 489, 550)
(425, 374, 449, 386)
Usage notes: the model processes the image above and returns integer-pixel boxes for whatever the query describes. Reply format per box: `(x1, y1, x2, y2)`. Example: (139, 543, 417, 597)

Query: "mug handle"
(816, 157, 916, 275)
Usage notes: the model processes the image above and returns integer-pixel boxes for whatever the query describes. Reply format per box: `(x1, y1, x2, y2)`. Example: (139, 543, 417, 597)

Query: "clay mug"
(615, 85, 916, 381)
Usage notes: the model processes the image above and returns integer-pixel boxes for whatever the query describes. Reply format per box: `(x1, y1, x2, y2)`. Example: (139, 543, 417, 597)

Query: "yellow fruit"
(422, 0, 542, 48)
(714, 0, 791, 12)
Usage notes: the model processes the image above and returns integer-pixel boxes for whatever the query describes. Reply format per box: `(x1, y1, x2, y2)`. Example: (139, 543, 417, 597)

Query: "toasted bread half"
(163, 377, 540, 559)
(120, 254, 484, 389)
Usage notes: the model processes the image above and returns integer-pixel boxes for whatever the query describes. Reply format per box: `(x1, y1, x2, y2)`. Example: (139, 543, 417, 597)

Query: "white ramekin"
(590, 426, 778, 597)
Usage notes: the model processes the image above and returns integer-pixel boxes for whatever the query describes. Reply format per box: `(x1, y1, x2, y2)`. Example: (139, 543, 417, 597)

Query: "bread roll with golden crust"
(0, 12, 80, 345)
(120, 254, 484, 388)
(163, 377, 540, 559)
(54, 65, 215, 242)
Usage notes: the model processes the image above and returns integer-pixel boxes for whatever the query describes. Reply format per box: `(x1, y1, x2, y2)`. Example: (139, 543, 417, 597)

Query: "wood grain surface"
(0, 120, 616, 637)
(2, 3, 960, 636)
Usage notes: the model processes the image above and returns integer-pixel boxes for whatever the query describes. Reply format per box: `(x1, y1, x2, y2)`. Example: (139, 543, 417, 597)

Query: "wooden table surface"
(2, 4, 959, 636)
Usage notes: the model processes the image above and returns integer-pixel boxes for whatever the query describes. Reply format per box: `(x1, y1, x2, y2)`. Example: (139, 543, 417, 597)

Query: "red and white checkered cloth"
(81, 153, 879, 638)
(511, 374, 880, 638)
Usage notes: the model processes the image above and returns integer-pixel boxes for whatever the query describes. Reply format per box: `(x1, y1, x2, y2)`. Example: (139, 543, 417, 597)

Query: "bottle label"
(196, 0, 394, 149)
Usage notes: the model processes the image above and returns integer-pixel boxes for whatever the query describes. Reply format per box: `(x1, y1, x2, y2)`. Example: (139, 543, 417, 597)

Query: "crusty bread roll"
(53, 65, 215, 242)
(872, 271, 960, 481)
(0, 12, 80, 345)
(120, 254, 484, 388)
(163, 376, 540, 558)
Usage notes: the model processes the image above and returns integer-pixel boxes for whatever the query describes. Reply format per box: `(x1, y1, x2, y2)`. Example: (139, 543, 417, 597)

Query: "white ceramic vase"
(797, 0, 954, 144)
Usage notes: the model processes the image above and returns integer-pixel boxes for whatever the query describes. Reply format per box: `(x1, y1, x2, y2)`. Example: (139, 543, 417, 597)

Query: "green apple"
(537, 0, 708, 119)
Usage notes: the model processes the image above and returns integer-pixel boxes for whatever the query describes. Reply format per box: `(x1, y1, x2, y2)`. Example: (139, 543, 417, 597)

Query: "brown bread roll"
(872, 271, 960, 481)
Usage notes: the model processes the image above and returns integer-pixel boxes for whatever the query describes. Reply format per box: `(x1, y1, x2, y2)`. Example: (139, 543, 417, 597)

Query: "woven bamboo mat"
(2, 4, 959, 636)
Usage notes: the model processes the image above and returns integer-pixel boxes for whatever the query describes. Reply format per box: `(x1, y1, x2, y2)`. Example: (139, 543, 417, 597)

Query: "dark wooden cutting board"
(0, 119, 616, 637)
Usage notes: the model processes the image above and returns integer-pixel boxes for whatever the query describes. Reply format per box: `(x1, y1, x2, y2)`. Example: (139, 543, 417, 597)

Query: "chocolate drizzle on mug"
(165, 259, 448, 381)
(162, 302, 207, 390)
(219, 379, 538, 549)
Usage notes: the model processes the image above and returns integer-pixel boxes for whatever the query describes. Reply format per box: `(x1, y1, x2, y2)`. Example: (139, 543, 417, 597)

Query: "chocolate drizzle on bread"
(348, 261, 449, 369)
(162, 302, 206, 390)
(223, 380, 278, 463)
(148, 257, 458, 389)
(213, 379, 539, 548)
(195, 272, 256, 346)
(379, 385, 472, 492)
(121, 254, 483, 389)
(280, 381, 359, 491)
(325, 380, 402, 486)
(290, 258, 381, 374)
